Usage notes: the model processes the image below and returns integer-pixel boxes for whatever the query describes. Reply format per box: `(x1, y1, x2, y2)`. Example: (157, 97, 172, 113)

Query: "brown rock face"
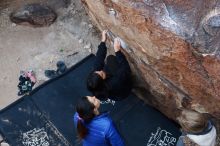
(81, 0, 220, 120)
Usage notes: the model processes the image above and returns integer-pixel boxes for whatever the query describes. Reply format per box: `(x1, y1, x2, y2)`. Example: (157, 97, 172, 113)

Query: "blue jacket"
(73, 112, 125, 146)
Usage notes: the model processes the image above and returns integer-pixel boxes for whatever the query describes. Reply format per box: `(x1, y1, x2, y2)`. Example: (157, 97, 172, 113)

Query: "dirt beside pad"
(0, 0, 101, 109)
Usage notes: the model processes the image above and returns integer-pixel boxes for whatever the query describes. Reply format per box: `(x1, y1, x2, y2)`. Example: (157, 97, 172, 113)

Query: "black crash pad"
(0, 54, 181, 146)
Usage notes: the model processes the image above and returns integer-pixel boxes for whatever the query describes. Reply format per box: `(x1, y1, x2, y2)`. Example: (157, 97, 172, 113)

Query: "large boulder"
(81, 0, 220, 121)
(10, 3, 57, 27)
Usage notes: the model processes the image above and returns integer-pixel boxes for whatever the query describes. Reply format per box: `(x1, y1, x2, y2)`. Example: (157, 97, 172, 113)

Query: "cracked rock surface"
(81, 0, 220, 121)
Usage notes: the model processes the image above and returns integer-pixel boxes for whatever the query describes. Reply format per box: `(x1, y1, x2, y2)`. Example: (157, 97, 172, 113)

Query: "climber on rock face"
(87, 30, 132, 103)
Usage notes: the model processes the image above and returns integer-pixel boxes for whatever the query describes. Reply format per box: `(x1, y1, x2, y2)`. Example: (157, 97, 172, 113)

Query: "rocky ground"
(0, 0, 101, 109)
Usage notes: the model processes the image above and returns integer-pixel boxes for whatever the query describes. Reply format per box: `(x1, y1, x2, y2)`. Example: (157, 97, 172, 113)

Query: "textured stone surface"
(10, 3, 57, 26)
(81, 0, 220, 121)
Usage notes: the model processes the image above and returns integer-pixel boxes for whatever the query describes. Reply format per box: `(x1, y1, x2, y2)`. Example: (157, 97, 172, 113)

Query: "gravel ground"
(0, 0, 101, 109)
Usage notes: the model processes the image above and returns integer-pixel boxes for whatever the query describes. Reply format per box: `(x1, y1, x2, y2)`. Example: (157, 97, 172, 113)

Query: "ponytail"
(77, 119, 88, 139)
(76, 96, 96, 139)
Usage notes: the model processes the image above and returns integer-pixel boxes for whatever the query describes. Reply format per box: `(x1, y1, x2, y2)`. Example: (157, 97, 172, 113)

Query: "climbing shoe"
(44, 70, 58, 79)
(56, 61, 67, 75)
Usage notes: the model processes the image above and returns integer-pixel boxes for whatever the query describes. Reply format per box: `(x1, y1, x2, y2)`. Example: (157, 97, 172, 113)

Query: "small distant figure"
(176, 109, 217, 146)
(87, 30, 132, 102)
(73, 96, 125, 146)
